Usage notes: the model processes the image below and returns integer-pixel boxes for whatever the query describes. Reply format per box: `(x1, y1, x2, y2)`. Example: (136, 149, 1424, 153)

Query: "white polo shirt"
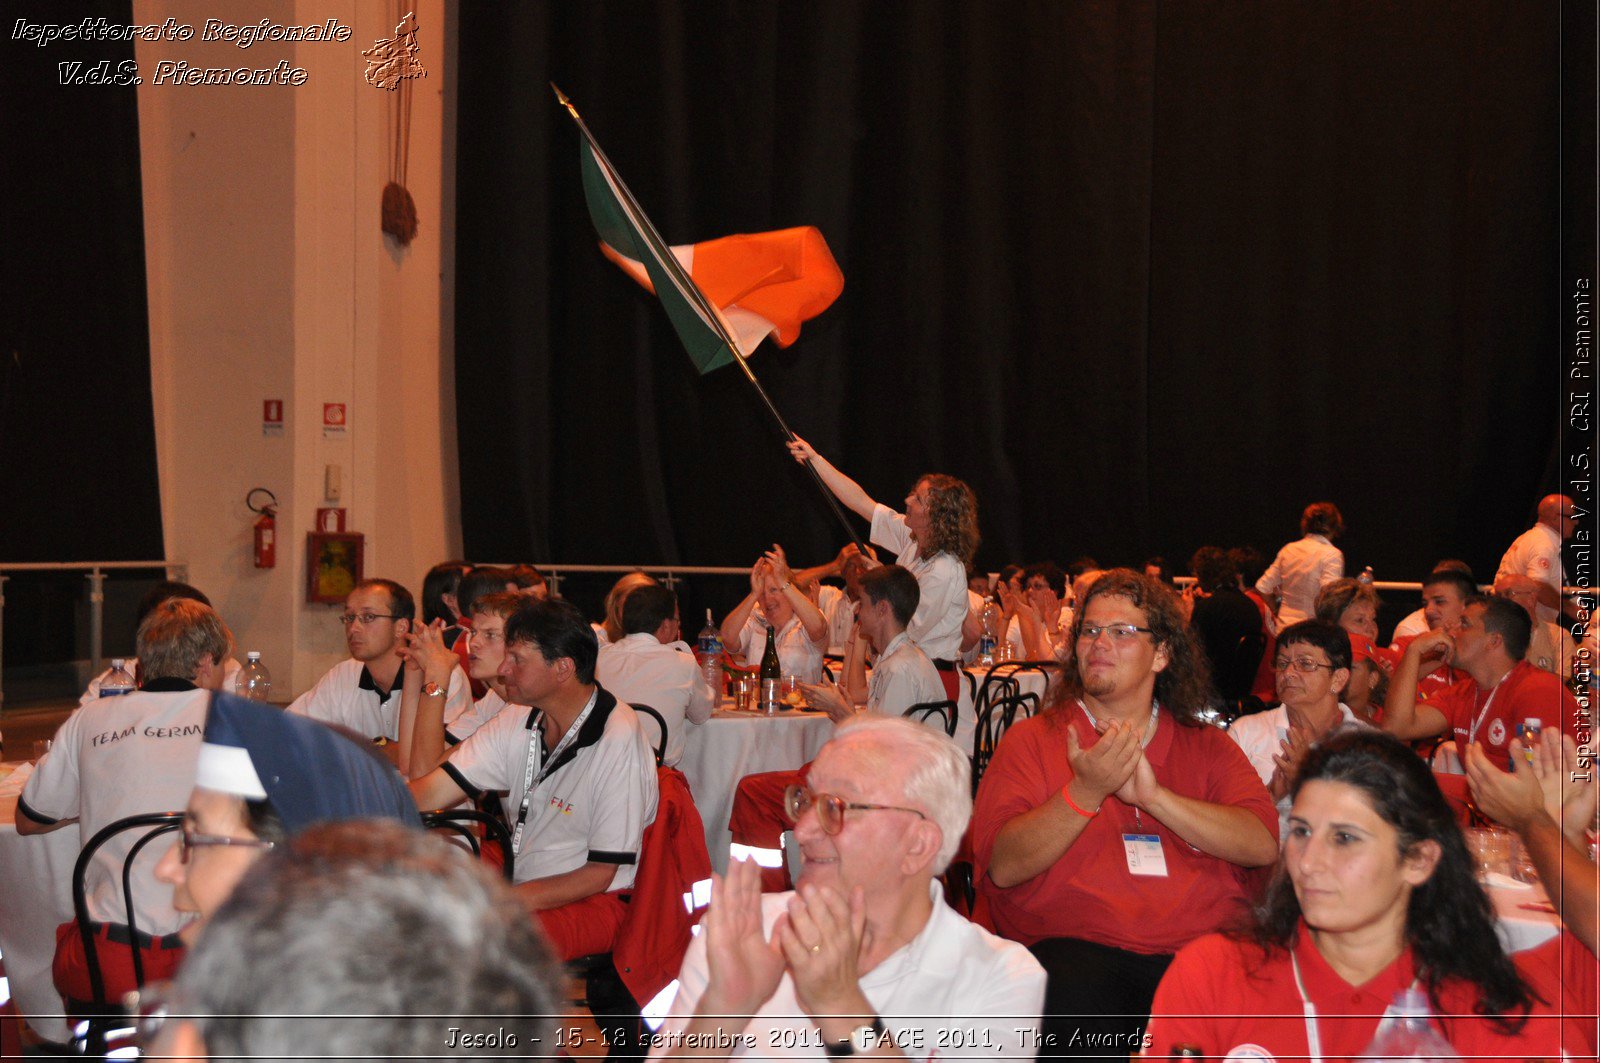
(870, 504, 969, 661)
(734, 614, 827, 683)
(1497, 523, 1565, 623)
(1255, 533, 1344, 625)
(442, 688, 657, 889)
(596, 634, 714, 767)
(287, 657, 470, 741)
(654, 881, 1047, 1060)
(1228, 703, 1370, 837)
(818, 585, 858, 655)
(21, 681, 210, 935)
(447, 688, 520, 745)
(868, 632, 947, 719)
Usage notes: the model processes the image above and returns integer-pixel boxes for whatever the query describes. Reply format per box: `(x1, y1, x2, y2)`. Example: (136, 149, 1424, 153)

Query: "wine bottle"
(760, 624, 781, 714)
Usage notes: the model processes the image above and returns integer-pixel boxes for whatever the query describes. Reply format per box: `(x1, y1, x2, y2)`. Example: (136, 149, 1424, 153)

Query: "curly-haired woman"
(787, 436, 977, 701)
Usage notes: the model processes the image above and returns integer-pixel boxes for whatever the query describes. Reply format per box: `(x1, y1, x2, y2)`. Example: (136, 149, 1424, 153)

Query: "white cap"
(246, 651, 262, 661)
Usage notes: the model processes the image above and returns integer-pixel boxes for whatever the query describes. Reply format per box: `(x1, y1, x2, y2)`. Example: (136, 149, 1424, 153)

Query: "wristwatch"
(823, 1017, 885, 1056)
(421, 681, 445, 698)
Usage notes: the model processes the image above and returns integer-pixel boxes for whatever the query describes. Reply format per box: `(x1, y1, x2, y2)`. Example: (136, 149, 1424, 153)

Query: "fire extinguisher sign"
(263, 399, 284, 436)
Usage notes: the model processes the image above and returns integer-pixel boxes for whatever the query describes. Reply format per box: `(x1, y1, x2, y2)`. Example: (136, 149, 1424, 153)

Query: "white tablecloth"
(679, 709, 833, 873)
(1489, 879, 1562, 953)
(0, 762, 80, 1042)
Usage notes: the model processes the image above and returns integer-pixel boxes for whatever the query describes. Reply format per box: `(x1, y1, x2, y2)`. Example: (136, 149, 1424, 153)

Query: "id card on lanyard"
(509, 691, 598, 853)
(1078, 700, 1171, 877)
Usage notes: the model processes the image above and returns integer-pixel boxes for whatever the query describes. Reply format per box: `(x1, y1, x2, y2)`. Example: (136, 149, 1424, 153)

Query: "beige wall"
(136, 0, 459, 698)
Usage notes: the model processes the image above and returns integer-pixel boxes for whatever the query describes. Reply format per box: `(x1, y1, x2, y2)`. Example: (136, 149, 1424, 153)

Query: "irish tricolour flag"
(577, 134, 843, 374)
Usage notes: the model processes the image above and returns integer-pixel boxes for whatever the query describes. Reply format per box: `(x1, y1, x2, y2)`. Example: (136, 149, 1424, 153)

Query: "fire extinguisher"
(247, 488, 278, 569)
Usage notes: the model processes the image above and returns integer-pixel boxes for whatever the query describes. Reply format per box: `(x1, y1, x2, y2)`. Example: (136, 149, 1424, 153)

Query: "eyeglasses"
(178, 828, 276, 864)
(783, 785, 927, 835)
(1077, 623, 1155, 643)
(1272, 656, 1336, 674)
(339, 612, 399, 626)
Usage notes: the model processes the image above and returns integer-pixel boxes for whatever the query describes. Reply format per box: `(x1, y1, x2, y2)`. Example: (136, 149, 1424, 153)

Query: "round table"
(679, 707, 833, 874)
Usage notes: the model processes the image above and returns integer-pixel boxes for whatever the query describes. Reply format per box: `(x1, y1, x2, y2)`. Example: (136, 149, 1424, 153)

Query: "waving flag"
(598, 226, 843, 371)
(553, 85, 865, 549)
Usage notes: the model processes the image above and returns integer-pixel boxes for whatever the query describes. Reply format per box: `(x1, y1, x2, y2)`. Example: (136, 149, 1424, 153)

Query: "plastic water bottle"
(101, 659, 136, 697)
(234, 652, 272, 702)
(696, 609, 723, 698)
(1357, 987, 1457, 1061)
(1358, 565, 1375, 586)
(978, 601, 1001, 666)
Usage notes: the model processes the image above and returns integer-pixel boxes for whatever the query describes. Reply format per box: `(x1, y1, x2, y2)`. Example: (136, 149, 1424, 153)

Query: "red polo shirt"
(971, 705, 1276, 954)
(1148, 926, 1573, 1060)
(1516, 930, 1599, 1057)
(1420, 660, 1575, 759)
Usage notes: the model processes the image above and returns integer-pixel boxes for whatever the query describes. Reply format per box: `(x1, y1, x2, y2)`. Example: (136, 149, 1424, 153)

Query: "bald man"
(1496, 573, 1576, 679)
(1495, 494, 1577, 623)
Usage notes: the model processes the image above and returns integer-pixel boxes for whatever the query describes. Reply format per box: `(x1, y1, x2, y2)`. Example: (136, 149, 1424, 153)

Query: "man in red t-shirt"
(1383, 596, 1576, 764)
(972, 569, 1278, 1059)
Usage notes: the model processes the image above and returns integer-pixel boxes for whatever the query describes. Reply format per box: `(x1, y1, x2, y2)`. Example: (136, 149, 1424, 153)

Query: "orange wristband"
(1061, 783, 1100, 818)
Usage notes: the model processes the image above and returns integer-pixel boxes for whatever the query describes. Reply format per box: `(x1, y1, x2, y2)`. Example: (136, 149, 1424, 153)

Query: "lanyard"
(1467, 669, 1512, 746)
(510, 690, 598, 852)
(1290, 949, 1420, 1063)
(1078, 699, 1159, 829)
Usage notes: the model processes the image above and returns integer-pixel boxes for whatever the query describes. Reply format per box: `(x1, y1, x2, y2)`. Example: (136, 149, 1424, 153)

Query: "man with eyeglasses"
(1495, 493, 1579, 623)
(653, 715, 1045, 1060)
(971, 569, 1277, 1059)
(288, 578, 469, 749)
(1226, 620, 1371, 836)
(17, 598, 234, 1007)
(1383, 595, 1576, 764)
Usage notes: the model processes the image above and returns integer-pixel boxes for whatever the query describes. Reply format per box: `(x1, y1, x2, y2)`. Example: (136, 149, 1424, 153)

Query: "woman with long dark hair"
(1146, 730, 1568, 1059)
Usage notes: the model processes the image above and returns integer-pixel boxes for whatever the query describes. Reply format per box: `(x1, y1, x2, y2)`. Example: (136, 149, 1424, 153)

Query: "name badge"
(1122, 833, 1168, 877)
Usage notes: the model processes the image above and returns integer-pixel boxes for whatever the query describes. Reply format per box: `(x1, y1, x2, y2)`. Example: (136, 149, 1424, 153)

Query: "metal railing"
(483, 563, 753, 598)
(0, 561, 188, 710)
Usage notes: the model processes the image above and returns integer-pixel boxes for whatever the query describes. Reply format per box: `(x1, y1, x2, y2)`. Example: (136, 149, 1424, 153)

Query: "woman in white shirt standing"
(1257, 501, 1346, 626)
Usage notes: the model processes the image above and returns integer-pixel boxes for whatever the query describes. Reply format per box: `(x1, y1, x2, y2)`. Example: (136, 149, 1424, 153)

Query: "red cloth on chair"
(536, 892, 629, 961)
(52, 921, 184, 1007)
(729, 764, 812, 850)
(611, 767, 713, 1008)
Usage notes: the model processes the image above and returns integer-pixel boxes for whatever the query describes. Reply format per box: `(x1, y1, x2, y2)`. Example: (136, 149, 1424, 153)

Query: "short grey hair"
(829, 715, 972, 873)
(175, 820, 561, 1062)
(136, 598, 233, 681)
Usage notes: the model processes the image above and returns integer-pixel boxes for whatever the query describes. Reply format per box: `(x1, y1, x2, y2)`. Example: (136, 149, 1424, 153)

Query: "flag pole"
(552, 85, 868, 553)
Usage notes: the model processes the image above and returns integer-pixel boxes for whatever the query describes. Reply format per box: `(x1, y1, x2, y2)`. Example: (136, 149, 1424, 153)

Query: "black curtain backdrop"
(1, 0, 163, 564)
(1, 0, 165, 677)
(455, 1, 1562, 590)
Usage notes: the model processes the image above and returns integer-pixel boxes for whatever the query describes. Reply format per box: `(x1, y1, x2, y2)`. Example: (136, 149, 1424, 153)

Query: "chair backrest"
(420, 808, 515, 881)
(631, 704, 668, 768)
(971, 691, 1039, 795)
(971, 660, 1057, 727)
(903, 698, 958, 738)
(612, 767, 712, 1008)
(72, 811, 183, 1005)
